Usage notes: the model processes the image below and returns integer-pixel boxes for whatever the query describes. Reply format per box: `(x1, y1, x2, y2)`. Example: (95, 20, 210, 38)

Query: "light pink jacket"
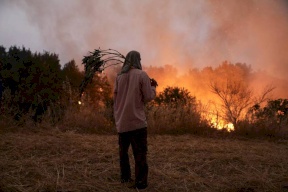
(113, 69, 156, 133)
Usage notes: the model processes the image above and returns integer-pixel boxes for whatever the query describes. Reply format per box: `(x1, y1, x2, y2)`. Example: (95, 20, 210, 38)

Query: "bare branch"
(210, 78, 254, 126)
(255, 85, 275, 105)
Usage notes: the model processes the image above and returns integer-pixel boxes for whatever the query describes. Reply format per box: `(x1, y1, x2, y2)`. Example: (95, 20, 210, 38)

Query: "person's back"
(114, 68, 155, 133)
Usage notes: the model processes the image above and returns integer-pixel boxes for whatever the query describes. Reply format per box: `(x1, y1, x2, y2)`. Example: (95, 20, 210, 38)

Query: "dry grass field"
(0, 130, 288, 192)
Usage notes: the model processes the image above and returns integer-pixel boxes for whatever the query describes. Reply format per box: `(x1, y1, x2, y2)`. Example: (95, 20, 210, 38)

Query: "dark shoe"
(136, 182, 148, 190)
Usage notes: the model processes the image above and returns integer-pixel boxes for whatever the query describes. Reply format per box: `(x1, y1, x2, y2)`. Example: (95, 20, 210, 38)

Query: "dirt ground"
(0, 130, 288, 192)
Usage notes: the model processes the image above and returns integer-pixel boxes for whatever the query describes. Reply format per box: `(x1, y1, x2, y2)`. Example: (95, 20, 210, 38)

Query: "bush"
(146, 86, 212, 135)
(234, 99, 288, 138)
(58, 96, 115, 134)
(146, 102, 211, 134)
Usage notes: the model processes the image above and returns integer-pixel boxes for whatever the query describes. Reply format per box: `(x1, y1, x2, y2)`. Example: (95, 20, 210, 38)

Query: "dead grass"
(0, 130, 288, 192)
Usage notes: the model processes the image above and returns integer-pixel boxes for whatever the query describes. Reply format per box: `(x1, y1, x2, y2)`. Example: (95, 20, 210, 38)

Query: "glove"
(150, 78, 158, 87)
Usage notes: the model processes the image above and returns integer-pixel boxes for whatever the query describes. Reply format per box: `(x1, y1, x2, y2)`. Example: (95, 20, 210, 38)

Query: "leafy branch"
(79, 48, 125, 96)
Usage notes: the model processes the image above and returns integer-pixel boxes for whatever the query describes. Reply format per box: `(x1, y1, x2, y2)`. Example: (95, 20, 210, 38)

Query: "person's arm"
(141, 72, 156, 103)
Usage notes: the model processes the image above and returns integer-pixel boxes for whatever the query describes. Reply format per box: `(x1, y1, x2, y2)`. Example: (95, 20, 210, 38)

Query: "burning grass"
(0, 130, 288, 192)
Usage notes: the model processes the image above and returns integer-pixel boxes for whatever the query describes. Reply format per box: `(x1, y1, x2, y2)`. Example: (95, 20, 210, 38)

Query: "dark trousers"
(118, 128, 148, 185)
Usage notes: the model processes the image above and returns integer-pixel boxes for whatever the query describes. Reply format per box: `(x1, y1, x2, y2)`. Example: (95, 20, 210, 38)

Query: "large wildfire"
(143, 63, 288, 131)
(104, 61, 288, 132)
(4, 0, 288, 131)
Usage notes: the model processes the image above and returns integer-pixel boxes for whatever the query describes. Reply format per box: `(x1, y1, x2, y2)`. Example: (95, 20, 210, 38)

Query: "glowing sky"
(1, 0, 288, 79)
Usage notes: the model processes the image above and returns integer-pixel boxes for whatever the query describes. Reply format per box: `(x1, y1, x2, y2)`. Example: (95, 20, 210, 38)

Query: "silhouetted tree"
(0, 46, 5, 105)
(248, 98, 288, 129)
(147, 86, 204, 134)
(61, 60, 84, 105)
(81, 74, 112, 108)
(154, 86, 195, 107)
(209, 62, 276, 131)
(210, 62, 253, 128)
(0, 45, 63, 121)
(62, 60, 83, 91)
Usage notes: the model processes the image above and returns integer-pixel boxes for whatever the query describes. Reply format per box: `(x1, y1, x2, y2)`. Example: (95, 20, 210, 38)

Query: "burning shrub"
(154, 86, 194, 107)
(59, 103, 115, 134)
(147, 86, 211, 134)
(241, 98, 288, 137)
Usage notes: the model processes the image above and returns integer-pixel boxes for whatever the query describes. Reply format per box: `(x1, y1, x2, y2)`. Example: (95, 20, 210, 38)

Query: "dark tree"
(62, 60, 84, 105)
(0, 45, 63, 121)
(154, 86, 195, 107)
(81, 74, 112, 108)
(62, 60, 83, 91)
(249, 98, 288, 129)
(209, 62, 253, 128)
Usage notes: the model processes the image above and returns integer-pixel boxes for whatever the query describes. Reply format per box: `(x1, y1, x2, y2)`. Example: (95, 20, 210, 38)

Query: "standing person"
(113, 50, 157, 190)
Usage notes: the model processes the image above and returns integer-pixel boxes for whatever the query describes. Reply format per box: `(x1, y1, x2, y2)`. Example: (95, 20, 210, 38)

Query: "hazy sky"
(1, 0, 288, 79)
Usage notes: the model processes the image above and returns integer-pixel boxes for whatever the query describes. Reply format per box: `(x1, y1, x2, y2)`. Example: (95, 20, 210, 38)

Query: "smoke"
(204, 0, 288, 80)
(1, 0, 288, 99)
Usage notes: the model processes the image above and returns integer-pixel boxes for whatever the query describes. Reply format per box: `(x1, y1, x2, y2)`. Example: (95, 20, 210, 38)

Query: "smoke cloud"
(1, 0, 288, 100)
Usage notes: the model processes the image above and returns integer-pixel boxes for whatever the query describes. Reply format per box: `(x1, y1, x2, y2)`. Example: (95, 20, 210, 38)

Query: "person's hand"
(150, 78, 158, 87)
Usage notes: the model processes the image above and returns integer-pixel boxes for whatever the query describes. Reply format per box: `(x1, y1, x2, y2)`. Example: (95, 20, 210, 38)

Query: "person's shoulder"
(139, 70, 150, 79)
(131, 69, 148, 76)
